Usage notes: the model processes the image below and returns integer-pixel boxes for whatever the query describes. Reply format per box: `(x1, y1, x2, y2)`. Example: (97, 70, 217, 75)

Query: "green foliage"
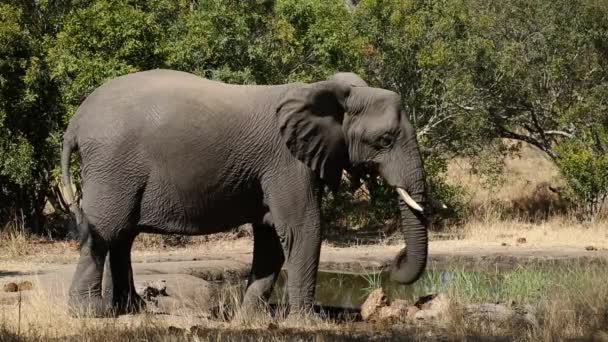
(47, 0, 165, 120)
(353, 0, 608, 219)
(2, 0, 608, 234)
(0, 3, 62, 231)
(557, 137, 608, 217)
(321, 176, 399, 233)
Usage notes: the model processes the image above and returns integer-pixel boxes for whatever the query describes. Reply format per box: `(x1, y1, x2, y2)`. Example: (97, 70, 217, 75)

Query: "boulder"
(378, 301, 409, 321)
(414, 293, 450, 321)
(134, 274, 218, 316)
(465, 303, 538, 328)
(3, 283, 18, 293)
(465, 303, 515, 322)
(3, 281, 33, 293)
(136, 279, 168, 301)
(361, 288, 388, 321)
(406, 305, 420, 319)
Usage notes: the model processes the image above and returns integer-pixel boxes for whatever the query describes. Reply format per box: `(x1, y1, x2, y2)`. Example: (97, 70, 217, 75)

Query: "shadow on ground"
(0, 325, 518, 342)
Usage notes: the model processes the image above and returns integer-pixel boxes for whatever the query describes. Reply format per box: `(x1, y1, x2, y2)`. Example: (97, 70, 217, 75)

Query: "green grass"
(383, 260, 608, 306)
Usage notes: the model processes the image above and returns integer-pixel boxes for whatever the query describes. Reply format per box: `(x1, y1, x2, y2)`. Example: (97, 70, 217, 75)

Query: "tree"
(0, 3, 63, 233)
(354, 0, 608, 218)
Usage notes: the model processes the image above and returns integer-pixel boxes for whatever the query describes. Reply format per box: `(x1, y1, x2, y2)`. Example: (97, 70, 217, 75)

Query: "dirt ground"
(1, 237, 606, 313)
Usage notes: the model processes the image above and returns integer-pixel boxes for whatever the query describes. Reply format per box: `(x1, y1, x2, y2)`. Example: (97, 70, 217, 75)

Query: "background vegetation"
(0, 0, 606, 236)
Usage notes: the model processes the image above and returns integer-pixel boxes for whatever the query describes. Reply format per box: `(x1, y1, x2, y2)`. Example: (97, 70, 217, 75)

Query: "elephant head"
(276, 72, 428, 285)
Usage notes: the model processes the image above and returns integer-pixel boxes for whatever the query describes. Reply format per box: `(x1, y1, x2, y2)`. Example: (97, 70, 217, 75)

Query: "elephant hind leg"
(68, 218, 112, 317)
(69, 179, 143, 317)
(240, 221, 285, 318)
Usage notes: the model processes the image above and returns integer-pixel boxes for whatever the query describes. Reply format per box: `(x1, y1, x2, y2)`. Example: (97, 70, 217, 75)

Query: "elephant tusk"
(397, 188, 424, 212)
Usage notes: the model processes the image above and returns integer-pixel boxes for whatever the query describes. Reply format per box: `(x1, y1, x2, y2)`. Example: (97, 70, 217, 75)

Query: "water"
(270, 269, 453, 308)
(267, 259, 608, 308)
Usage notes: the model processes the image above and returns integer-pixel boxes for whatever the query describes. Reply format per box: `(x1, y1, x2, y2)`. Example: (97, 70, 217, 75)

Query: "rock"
(361, 288, 388, 321)
(414, 293, 450, 321)
(135, 279, 168, 302)
(465, 303, 515, 322)
(416, 293, 449, 311)
(135, 274, 217, 316)
(3, 283, 18, 292)
(406, 305, 420, 319)
(501, 242, 508, 246)
(465, 303, 539, 328)
(378, 303, 408, 321)
(516, 237, 527, 244)
(392, 299, 409, 307)
(167, 326, 185, 334)
(585, 245, 598, 251)
(414, 294, 436, 309)
(2, 281, 31, 292)
(17, 281, 33, 291)
(517, 304, 539, 328)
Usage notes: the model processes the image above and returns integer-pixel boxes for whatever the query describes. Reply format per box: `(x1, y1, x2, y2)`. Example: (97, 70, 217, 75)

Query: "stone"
(517, 304, 539, 328)
(465, 303, 515, 322)
(135, 279, 168, 301)
(378, 304, 408, 321)
(585, 245, 598, 251)
(516, 237, 527, 244)
(2, 281, 33, 292)
(134, 274, 217, 316)
(416, 293, 449, 311)
(17, 281, 33, 291)
(465, 303, 539, 328)
(361, 288, 388, 321)
(392, 299, 409, 307)
(406, 305, 420, 319)
(414, 293, 450, 321)
(3, 283, 18, 292)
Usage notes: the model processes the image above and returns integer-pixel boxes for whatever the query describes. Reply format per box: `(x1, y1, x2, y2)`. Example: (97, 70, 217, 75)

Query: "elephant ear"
(276, 81, 350, 188)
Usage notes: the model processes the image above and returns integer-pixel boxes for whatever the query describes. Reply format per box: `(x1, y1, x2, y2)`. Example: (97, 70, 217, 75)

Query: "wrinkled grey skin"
(61, 69, 428, 317)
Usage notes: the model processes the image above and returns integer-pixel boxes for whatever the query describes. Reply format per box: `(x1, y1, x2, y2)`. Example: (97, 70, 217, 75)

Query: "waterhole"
(266, 258, 608, 308)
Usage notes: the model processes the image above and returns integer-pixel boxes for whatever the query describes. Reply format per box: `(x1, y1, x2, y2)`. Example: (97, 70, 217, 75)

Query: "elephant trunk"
(390, 180, 428, 284)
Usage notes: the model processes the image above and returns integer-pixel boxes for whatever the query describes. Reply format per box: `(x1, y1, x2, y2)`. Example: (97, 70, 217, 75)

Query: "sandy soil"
(1, 237, 606, 306)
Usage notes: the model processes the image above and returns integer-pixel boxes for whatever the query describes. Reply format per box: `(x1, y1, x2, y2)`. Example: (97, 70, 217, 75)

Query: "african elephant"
(60, 69, 428, 317)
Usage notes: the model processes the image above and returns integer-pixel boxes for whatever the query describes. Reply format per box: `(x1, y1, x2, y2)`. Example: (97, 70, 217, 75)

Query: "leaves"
(2, 0, 608, 232)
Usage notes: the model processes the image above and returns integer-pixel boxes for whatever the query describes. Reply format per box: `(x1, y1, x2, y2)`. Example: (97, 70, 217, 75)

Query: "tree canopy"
(0, 0, 606, 234)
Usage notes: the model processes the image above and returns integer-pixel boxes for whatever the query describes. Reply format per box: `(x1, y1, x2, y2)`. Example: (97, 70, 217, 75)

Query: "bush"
(557, 139, 608, 218)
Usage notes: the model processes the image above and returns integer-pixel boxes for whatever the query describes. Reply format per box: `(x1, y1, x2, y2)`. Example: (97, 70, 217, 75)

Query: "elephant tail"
(60, 124, 86, 242)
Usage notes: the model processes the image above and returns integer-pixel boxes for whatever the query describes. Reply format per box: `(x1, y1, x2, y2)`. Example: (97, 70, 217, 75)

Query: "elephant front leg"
(68, 227, 112, 317)
(241, 221, 285, 317)
(280, 223, 322, 315)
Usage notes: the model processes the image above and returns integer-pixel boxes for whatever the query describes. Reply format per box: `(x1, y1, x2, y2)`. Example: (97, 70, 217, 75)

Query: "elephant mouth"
(396, 188, 424, 212)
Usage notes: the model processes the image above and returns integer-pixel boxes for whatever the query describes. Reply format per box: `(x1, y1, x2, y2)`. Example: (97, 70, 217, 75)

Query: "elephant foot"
(110, 292, 147, 315)
(236, 298, 272, 322)
(284, 304, 317, 321)
(68, 295, 116, 318)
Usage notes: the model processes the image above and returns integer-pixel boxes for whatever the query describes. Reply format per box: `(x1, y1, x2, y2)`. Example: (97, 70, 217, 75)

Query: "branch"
(417, 114, 455, 139)
(497, 126, 558, 161)
(455, 103, 475, 111)
(544, 130, 575, 139)
(592, 130, 606, 153)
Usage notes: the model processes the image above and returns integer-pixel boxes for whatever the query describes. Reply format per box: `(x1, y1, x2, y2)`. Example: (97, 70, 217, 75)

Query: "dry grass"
(453, 214, 608, 248)
(448, 144, 563, 207)
(0, 279, 356, 342)
(1, 264, 608, 341)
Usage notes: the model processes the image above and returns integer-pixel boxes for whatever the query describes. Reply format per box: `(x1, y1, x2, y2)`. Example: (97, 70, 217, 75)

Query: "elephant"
(60, 69, 428, 317)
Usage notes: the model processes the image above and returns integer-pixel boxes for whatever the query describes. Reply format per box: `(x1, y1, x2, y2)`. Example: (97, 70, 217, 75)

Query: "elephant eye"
(376, 134, 394, 149)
